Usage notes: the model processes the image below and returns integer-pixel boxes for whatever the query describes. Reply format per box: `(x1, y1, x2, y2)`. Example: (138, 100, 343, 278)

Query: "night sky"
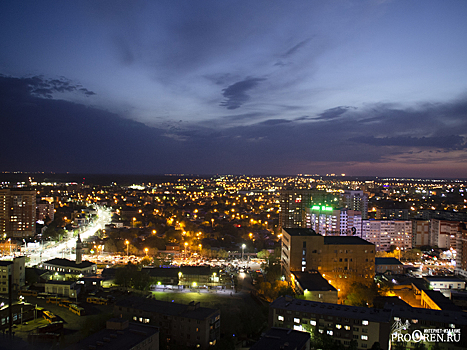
(1, 1, 467, 177)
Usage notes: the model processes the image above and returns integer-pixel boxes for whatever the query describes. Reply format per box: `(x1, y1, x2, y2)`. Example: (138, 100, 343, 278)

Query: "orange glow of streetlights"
(125, 240, 129, 256)
(144, 247, 148, 256)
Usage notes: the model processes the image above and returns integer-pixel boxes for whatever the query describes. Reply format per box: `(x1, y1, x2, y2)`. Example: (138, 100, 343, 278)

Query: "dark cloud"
(7, 75, 97, 99)
(315, 106, 357, 120)
(283, 39, 311, 57)
(220, 77, 266, 109)
(2, 74, 467, 177)
(259, 119, 293, 126)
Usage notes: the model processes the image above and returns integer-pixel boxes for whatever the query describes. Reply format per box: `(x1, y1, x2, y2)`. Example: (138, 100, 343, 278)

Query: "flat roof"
(292, 271, 337, 292)
(270, 296, 392, 323)
(323, 236, 374, 246)
(64, 322, 158, 350)
(250, 327, 310, 350)
(375, 257, 403, 265)
(282, 228, 319, 237)
(116, 296, 219, 320)
(424, 276, 464, 283)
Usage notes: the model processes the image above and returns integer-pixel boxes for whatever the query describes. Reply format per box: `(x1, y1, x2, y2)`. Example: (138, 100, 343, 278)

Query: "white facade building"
(362, 220, 412, 252)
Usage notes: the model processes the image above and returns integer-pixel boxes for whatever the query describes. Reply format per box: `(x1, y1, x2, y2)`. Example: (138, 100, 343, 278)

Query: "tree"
(257, 249, 270, 259)
(344, 281, 379, 307)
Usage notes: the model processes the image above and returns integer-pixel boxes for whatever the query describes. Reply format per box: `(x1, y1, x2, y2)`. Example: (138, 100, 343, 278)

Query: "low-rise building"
(45, 280, 79, 298)
(292, 270, 338, 304)
(375, 257, 404, 274)
(250, 327, 310, 350)
(65, 318, 159, 350)
(114, 296, 220, 349)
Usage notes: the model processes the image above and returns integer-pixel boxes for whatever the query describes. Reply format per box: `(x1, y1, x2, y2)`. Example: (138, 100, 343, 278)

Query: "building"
(375, 209, 409, 220)
(65, 318, 159, 350)
(36, 200, 54, 222)
(0, 189, 36, 238)
(279, 189, 313, 229)
(114, 297, 220, 349)
(291, 270, 338, 304)
(455, 223, 467, 278)
(306, 207, 362, 236)
(361, 220, 412, 252)
(45, 280, 79, 298)
(423, 276, 466, 292)
(430, 219, 460, 249)
(250, 327, 310, 350)
(0, 256, 25, 293)
(281, 228, 375, 296)
(375, 257, 404, 274)
(269, 296, 467, 350)
(341, 190, 368, 219)
(412, 220, 430, 247)
(269, 296, 391, 349)
(42, 234, 96, 276)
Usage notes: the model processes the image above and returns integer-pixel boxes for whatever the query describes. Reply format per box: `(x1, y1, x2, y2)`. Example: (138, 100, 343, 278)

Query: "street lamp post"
(144, 248, 148, 256)
(242, 244, 246, 261)
(125, 240, 129, 256)
(184, 242, 188, 259)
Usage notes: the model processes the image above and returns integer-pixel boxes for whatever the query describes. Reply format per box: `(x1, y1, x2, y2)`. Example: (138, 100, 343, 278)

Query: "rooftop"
(65, 321, 158, 350)
(323, 236, 374, 246)
(44, 258, 95, 269)
(282, 228, 319, 237)
(375, 257, 403, 265)
(292, 270, 337, 292)
(250, 327, 310, 350)
(116, 296, 219, 320)
(270, 296, 392, 323)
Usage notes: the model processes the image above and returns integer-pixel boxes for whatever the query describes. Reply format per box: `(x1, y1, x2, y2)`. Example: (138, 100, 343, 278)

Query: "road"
(25, 207, 112, 267)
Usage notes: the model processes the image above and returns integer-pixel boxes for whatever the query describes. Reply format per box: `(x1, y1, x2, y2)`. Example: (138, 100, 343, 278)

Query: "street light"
(242, 244, 246, 261)
(184, 242, 188, 258)
(144, 248, 148, 256)
(125, 240, 129, 256)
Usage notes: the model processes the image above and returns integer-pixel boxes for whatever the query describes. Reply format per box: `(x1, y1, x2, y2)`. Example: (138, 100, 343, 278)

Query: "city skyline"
(1, 1, 467, 177)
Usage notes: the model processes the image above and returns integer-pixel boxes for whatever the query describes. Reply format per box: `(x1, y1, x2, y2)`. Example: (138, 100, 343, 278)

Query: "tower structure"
(76, 234, 83, 264)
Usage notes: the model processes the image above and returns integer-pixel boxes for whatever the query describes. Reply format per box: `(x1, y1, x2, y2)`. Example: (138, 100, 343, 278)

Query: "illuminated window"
(278, 315, 284, 321)
(294, 318, 300, 323)
(336, 324, 342, 329)
(361, 335, 368, 340)
(310, 320, 316, 326)
(327, 330, 333, 335)
(362, 320, 369, 325)
(344, 326, 350, 331)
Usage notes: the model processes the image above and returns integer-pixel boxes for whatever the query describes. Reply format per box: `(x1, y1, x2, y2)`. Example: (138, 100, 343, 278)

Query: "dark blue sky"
(1, 1, 467, 177)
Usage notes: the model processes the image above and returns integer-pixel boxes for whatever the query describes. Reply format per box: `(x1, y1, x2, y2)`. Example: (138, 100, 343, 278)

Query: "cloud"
(8, 75, 97, 99)
(283, 39, 311, 57)
(220, 77, 266, 109)
(315, 106, 357, 120)
(348, 135, 466, 149)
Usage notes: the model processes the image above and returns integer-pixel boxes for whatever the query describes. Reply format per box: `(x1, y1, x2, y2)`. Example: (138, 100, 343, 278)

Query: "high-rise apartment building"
(0, 189, 36, 238)
(306, 207, 362, 236)
(361, 220, 412, 252)
(36, 200, 54, 222)
(279, 189, 313, 229)
(279, 189, 338, 229)
(412, 219, 430, 247)
(281, 228, 375, 296)
(430, 219, 460, 249)
(456, 223, 467, 279)
(341, 190, 369, 219)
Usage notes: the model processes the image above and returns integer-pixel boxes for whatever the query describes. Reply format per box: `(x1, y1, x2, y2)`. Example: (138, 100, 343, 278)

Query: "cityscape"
(0, 174, 466, 349)
(1, 1, 467, 350)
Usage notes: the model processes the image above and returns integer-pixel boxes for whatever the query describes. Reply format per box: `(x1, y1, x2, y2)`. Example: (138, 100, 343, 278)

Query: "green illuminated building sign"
(311, 205, 333, 211)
